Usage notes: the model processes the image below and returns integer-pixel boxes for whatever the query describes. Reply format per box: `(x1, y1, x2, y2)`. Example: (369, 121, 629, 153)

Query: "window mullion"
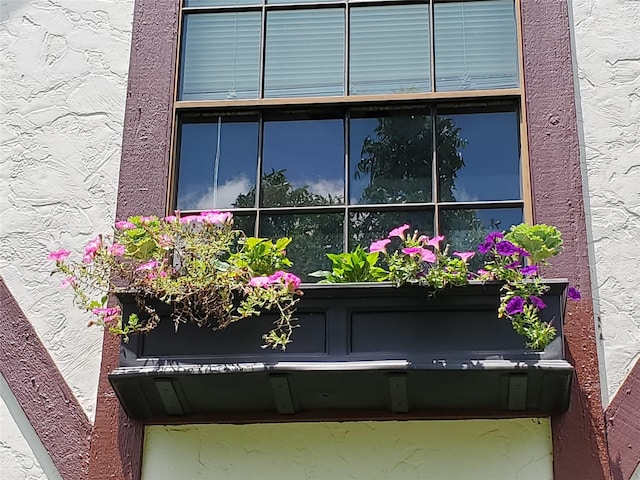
(343, 109, 350, 252)
(429, 0, 435, 93)
(258, 3, 267, 99)
(431, 104, 439, 236)
(254, 113, 265, 235)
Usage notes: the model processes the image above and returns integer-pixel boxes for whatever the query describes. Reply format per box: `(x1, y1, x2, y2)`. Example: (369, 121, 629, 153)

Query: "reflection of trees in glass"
(234, 170, 342, 281)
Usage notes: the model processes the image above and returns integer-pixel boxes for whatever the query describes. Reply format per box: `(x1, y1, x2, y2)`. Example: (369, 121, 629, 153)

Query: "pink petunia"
(269, 271, 302, 290)
(140, 216, 156, 224)
(402, 247, 422, 256)
(180, 215, 203, 224)
(453, 251, 475, 263)
(427, 235, 445, 249)
(163, 215, 178, 223)
(114, 221, 136, 230)
(47, 249, 71, 262)
(83, 236, 102, 263)
(108, 243, 126, 256)
(420, 248, 437, 263)
(249, 276, 271, 288)
(60, 276, 76, 288)
(136, 260, 158, 271)
(200, 210, 233, 225)
(388, 224, 410, 239)
(369, 239, 391, 253)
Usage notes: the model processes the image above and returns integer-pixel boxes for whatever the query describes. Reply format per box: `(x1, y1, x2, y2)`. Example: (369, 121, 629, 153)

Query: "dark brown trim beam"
(0, 276, 91, 480)
(606, 357, 640, 480)
(87, 0, 180, 479)
(521, 1, 610, 479)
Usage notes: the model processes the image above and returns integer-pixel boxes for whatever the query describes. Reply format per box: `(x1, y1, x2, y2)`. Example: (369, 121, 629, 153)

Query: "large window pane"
(179, 12, 261, 100)
(434, 0, 518, 91)
(350, 5, 430, 95)
(177, 118, 259, 210)
(264, 9, 344, 98)
(437, 110, 520, 202)
(350, 111, 432, 205)
(261, 117, 344, 207)
(349, 209, 434, 251)
(259, 213, 344, 281)
(185, 0, 260, 6)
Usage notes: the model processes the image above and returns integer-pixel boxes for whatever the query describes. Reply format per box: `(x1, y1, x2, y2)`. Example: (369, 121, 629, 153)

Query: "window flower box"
(108, 280, 572, 421)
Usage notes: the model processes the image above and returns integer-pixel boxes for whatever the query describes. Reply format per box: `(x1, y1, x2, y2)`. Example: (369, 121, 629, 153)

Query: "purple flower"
(486, 231, 504, 243)
(505, 296, 525, 316)
(568, 287, 582, 300)
(388, 224, 410, 239)
(495, 241, 518, 256)
(477, 241, 493, 254)
(369, 239, 391, 253)
(453, 251, 475, 263)
(505, 261, 521, 270)
(530, 295, 546, 310)
(516, 247, 530, 257)
(520, 265, 538, 276)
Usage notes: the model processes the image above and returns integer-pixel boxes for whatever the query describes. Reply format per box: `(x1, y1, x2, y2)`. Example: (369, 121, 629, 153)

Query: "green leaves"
(310, 246, 387, 283)
(228, 236, 292, 275)
(505, 223, 563, 265)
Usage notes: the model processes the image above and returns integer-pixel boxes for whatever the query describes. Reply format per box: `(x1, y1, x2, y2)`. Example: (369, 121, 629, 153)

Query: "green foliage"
(49, 212, 301, 350)
(504, 223, 563, 265)
(310, 246, 387, 283)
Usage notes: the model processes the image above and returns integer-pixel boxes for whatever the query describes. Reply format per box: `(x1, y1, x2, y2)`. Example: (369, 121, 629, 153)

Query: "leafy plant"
(48, 211, 301, 350)
(504, 223, 563, 265)
(310, 246, 387, 283)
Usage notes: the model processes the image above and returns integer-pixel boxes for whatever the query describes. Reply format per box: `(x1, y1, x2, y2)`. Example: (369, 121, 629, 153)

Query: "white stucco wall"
(0, 0, 133, 478)
(142, 419, 553, 480)
(570, 0, 640, 403)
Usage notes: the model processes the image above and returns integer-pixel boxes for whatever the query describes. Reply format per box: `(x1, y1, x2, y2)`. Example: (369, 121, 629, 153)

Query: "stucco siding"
(570, 0, 640, 403)
(142, 419, 553, 480)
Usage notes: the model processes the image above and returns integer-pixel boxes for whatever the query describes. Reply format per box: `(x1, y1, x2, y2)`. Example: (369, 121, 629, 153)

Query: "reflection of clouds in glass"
(302, 178, 344, 201)
(451, 184, 479, 202)
(178, 175, 252, 210)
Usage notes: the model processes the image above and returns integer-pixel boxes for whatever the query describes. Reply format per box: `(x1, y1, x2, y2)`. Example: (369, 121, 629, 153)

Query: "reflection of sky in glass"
(177, 120, 258, 211)
(438, 111, 520, 202)
(350, 114, 432, 205)
(262, 118, 344, 207)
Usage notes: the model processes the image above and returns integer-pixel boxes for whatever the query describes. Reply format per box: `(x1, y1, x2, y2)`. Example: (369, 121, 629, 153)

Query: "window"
(173, 0, 526, 279)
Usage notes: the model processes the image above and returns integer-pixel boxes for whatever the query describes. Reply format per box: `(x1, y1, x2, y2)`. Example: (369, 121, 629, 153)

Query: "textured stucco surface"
(571, 0, 640, 403)
(1, 1, 133, 478)
(142, 419, 553, 480)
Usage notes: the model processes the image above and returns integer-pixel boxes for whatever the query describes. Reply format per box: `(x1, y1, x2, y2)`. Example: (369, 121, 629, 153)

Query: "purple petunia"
(568, 287, 581, 300)
(477, 241, 492, 254)
(520, 265, 538, 276)
(505, 296, 525, 316)
(529, 295, 546, 310)
(495, 241, 518, 256)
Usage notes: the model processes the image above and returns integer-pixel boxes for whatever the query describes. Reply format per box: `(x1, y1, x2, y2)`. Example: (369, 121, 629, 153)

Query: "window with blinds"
(174, 0, 526, 279)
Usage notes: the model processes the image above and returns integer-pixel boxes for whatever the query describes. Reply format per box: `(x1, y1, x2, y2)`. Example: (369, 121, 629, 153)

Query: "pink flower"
(60, 277, 76, 288)
(402, 247, 436, 263)
(453, 251, 475, 263)
(269, 271, 302, 290)
(158, 235, 173, 248)
(115, 221, 136, 230)
(83, 236, 102, 263)
(108, 243, 126, 256)
(47, 249, 71, 262)
(136, 260, 158, 272)
(388, 224, 410, 239)
(249, 276, 271, 288)
(163, 215, 178, 223)
(402, 247, 422, 256)
(369, 239, 391, 253)
(427, 235, 445, 249)
(140, 216, 156, 224)
(418, 235, 429, 244)
(200, 210, 233, 225)
(147, 270, 168, 280)
(91, 307, 120, 326)
(180, 215, 203, 224)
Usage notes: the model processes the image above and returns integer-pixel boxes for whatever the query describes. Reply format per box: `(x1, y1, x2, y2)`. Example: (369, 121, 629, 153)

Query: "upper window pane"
(184, 0, 260, 6)
(434, 0, 518, 91)
(177, 118, 259, 210)
(350, 111, 433, 205)
(261, 117, 345, 207)
(350, 5, 430, 95)
(437, 110, 520, 202)
(179, 12, 261, 100)
(264, 9, 345, 98)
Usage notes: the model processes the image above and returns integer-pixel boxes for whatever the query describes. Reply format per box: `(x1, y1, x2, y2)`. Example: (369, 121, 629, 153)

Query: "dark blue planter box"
(109, 280, 573, 421)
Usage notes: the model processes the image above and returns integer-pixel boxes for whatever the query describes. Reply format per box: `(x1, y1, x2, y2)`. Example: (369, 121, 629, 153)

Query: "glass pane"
(349, 209, 434, 251)
(259, 213, 344, 281)
(232, 214, 256, 237)
(439, 207, 523, 269)
(185, 0, 260, 6)
(350, 5, 430, 95)
(177, 118, 259, 211)
(434, 0, 518, 91)
(264, 9, 345, 97)
(437, 110, 520, 202)
(179, 12, 261, 100)
(261, 117, 345, 207)
(350, 112, 433, 205)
